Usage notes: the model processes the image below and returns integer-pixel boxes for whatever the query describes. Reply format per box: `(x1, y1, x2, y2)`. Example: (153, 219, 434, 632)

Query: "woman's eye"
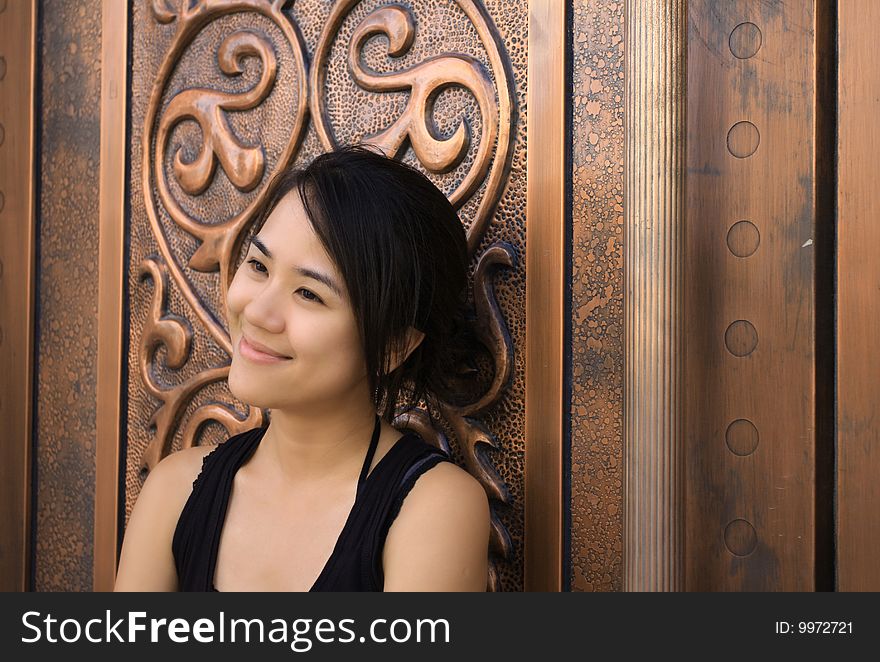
(246, 258, 267, 274)
(297, 288, 323, 304)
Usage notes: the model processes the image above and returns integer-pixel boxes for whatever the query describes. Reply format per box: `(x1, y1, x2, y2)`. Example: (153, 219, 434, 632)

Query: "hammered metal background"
(569, 0, 624, 592)
(320, 0, 486, 222)
(33, 0, 102, 591)
(128, 0, 527, 591)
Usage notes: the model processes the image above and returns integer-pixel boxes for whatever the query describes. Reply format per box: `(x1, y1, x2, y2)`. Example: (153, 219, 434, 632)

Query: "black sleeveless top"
(171, 421, 450, 592)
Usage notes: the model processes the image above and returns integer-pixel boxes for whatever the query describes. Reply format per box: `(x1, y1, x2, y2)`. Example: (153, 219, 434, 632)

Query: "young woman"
(115, 146, 490, 591)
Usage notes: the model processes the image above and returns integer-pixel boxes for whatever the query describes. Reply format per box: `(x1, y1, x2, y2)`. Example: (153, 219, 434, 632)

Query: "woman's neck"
(255, 396, 379, 487)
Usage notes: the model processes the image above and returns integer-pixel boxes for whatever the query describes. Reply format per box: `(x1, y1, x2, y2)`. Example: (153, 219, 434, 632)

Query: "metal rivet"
(727, 220, 760, 258)
(727, 121, 760, 159)
(725, 320, 758, 357)
(724, 519, 757, 556)
(725, 419, 759, 456)
(729, 22, 762, 59)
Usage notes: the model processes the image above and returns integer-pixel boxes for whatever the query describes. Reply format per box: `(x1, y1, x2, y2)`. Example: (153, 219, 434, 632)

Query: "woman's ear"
(388, 327, 426, 373)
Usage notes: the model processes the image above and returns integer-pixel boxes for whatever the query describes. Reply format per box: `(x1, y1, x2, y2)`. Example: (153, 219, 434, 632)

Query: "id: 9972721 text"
(775, 621, 852, 634)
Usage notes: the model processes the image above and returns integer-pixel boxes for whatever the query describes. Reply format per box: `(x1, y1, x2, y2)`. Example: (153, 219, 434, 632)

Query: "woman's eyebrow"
(251, 236, 343, 297)
(297, 267, 343, 297)
(251, 236, 273, 258)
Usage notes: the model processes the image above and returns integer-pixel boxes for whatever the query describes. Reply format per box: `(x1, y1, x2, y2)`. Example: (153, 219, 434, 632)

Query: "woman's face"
(226, 191, 369, 413)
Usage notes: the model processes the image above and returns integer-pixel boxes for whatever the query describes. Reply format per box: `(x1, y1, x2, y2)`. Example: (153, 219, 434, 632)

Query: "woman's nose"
(242, 286, 285, 335)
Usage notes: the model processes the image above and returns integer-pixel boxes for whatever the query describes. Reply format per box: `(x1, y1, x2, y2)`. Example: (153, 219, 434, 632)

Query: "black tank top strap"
(356, 415, 382, 493)
(318, 434, 451, 590)
(172, 426, 267, 592)
(366, 445, 450, 589)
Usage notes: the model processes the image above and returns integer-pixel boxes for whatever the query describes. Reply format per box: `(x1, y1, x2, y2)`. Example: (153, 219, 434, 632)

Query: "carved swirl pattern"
(140, 0, 515, 589)
(142, 0, 309, 466)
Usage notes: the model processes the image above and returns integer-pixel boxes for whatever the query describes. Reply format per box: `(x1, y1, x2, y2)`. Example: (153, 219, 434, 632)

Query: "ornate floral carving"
(162, 30, 277, 196)
(138, 256, 262, 471)
(141, 0, 308, 468)
(143, 0, 308, 356)
(310, 0, 514, 257)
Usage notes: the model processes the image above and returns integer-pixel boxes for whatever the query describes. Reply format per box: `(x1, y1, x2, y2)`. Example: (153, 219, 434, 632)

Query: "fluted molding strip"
(623, 0, 687, 591)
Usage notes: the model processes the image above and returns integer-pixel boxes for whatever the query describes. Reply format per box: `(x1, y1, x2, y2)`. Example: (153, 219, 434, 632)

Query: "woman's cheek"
(331, 320, 370, 378)
(225, 272, 249, 325)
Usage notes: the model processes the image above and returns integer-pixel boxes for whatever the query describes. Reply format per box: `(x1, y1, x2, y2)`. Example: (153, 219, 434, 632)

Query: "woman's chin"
(228, 370, 277, 410)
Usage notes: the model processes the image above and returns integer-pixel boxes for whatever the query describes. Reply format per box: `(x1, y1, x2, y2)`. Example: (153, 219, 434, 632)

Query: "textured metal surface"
(523, 0, 565, 591)
(34, 0, 102, 592)
(836, 0, 879, 591)
(686, 0, 820, 590)
(0, 0, 36, 592)
(128, 0, 527, 590)
(624, 0, 686, 592)
(93, 0, 129, 591)
(569, 0, 624, 592)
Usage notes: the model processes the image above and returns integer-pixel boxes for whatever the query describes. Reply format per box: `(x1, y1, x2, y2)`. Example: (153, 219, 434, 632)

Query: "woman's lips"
(238, 336, 291, 364)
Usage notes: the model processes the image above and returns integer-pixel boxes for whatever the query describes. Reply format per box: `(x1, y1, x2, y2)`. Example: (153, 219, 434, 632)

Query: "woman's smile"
(238, 334, 292, 364)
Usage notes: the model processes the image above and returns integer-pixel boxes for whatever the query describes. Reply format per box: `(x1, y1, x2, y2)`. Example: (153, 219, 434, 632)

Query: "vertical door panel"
(837, 0, 880, 592)
(686, 0, 822, 590)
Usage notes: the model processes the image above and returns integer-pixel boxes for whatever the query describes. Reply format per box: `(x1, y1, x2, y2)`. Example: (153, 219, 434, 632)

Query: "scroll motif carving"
(138, 256, 262, 470)
(346, 6, 495, 182)
(162, 30, 277, 196)
(141, 0, 308, 467)
(144, 0, 308, 354)
(310, 0, 514, 256)
(139, 0, 516, 589)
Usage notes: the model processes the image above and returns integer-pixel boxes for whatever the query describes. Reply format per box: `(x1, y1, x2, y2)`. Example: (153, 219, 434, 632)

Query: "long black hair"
(247, 145, 471, 421)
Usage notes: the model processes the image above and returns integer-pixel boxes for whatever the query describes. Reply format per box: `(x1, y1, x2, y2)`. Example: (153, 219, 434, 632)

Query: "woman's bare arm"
(113, 446, 212, 591)
(382, 462, 490, 592)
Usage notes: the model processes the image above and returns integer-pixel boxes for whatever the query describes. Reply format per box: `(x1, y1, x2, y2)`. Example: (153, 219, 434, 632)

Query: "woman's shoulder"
(136, 445, 216, 522)
(381, 446, 490, 591)
(384, 432, 487, 524)
(385, 431, 476, 496)
(158, 442, 216, 473)
(402, 455, 485, 505)
(156, 444, 215, 486)
(114, 441, 222, 590)
(148, 427, 262, 503)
